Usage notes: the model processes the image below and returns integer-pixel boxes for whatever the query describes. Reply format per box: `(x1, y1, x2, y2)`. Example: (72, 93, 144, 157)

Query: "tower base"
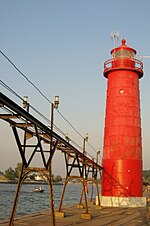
(96, 195, 147, 207)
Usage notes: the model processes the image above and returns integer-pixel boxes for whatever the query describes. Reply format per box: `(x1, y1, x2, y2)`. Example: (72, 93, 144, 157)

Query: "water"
(0, 183, 98, 221)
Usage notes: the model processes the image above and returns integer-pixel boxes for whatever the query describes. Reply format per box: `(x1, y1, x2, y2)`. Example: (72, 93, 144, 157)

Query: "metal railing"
(104, 58, 143, 70)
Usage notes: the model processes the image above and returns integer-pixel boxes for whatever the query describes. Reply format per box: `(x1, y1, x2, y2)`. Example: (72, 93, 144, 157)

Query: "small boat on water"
(33, 187, 44, 193)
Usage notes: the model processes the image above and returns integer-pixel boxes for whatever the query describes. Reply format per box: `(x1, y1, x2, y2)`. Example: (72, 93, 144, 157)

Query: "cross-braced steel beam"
(0, 92, 102, 224)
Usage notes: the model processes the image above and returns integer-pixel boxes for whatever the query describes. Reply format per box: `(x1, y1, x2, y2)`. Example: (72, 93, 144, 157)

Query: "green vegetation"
(143, 170, 150, 185)
(4, 167, 16, 180)
(4, 163, 22, 180)
(1, 163, 62, 182)
(15, 163, 22, 178)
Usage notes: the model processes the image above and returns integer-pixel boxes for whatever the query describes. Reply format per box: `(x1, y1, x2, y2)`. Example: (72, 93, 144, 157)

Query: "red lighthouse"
(101, 39, 145, 206)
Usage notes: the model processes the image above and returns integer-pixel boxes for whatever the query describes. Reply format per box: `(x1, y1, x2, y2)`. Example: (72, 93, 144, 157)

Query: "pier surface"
(1, 204, 150, 226)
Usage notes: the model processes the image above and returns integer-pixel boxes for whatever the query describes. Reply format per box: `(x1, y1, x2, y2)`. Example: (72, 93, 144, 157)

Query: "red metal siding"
(102, 40, 143, 197)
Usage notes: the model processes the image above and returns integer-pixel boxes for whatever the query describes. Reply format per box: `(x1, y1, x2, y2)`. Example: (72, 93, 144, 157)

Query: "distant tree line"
(143, 170, 150, 185)
(2, 164, 150, 184)
(4, 163, 22, 180)
(2, 163, 62, 182)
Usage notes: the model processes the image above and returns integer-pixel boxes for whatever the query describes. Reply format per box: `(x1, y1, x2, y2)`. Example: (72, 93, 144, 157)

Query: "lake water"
(0, 183, 98, 221)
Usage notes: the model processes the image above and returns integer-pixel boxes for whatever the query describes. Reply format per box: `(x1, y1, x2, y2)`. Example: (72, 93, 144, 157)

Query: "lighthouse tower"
(101, 39, 146, 207)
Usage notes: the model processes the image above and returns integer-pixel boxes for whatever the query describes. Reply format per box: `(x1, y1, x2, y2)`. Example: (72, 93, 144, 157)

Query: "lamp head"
(54, 96, 59, 109)
(85, 133, 89, 141)
(23, 96, 28, 109)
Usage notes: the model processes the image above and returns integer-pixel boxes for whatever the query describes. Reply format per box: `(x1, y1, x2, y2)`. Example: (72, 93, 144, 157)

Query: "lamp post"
(94, 150, 102, 208)
(83, 133, 88, 155)
(83, 133, 88, 179)
(49, 95, 59, 226)
(22, 96, 30, 151)
(96, 150, 100, 164)
(51, 96, 59, 132)
(81, 133, 89, 214)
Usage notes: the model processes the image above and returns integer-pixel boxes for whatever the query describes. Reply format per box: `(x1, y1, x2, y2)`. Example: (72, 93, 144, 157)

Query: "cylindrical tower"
(102, 39, 143, 199)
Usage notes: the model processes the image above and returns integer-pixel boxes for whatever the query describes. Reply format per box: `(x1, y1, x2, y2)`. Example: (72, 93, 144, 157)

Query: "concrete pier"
(0, 203, 150, 226)
(96, 195, 147, 207)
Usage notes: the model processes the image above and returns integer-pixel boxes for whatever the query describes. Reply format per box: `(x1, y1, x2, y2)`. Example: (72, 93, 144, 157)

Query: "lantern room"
(104, 39, 143, 79)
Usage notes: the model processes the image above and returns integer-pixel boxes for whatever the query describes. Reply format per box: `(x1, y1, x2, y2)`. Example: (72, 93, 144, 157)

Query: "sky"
(0, 0, 150, 177)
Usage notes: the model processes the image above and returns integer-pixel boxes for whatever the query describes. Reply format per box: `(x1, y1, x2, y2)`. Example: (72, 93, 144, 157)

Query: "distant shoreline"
(0, 180, 63, 185)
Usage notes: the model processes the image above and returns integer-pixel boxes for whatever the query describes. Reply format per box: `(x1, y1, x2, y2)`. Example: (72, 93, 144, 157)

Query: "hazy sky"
(0, 0, 150, 177)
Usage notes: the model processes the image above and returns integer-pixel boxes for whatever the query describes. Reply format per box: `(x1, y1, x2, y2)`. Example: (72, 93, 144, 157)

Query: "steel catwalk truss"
(0, 92, 102, 225)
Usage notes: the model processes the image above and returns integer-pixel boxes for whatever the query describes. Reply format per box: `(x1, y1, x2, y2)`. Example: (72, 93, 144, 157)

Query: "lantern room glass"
(112, 50, 135, 59)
